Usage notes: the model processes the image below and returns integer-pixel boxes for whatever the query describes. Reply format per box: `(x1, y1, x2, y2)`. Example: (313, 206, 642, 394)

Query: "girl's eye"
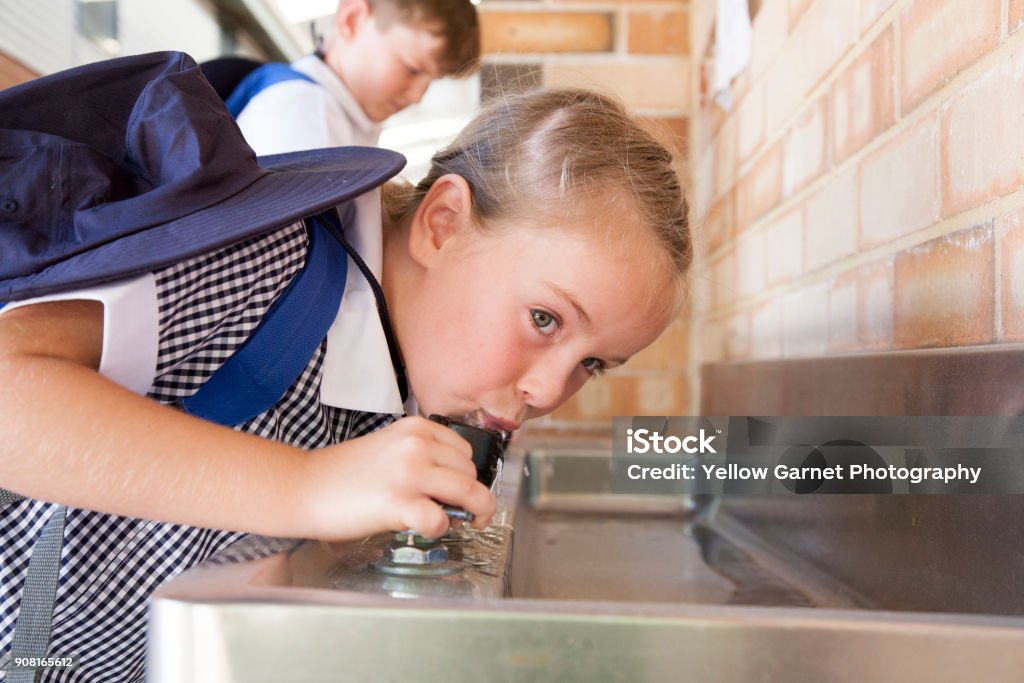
(582, 357, 607, 376)
(531, 309, 558, 335)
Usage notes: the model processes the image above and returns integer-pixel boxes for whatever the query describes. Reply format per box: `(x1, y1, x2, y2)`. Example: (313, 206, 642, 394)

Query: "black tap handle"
(429, 414, 506, 488)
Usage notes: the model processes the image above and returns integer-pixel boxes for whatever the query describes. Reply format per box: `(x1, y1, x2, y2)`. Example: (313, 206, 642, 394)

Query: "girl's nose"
(516, 359, 580, 414)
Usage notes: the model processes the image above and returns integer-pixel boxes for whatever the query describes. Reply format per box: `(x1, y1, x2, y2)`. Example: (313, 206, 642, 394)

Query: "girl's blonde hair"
(384, 88, 692, 282)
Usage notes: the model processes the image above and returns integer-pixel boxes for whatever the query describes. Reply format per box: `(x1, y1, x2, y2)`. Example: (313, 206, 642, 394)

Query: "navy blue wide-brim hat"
(0, 51, 405, 301)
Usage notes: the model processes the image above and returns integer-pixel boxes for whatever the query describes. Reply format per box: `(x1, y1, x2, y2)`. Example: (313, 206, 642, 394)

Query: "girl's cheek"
(564, 374, 590, 403)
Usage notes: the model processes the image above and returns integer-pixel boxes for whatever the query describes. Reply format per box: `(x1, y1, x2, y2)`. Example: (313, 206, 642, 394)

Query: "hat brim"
(4, 146, 405, 300)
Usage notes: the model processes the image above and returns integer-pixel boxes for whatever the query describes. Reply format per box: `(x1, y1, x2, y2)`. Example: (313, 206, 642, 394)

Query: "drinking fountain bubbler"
(369, 414, 507, 577)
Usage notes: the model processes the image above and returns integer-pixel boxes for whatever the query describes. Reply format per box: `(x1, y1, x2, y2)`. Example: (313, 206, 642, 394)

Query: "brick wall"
(0, 52, 37, 90)
(478, 1, 694, 433)
(692, 0, 1024, 392)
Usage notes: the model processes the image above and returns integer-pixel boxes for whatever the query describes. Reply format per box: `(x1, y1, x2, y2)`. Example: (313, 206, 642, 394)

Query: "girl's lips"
(480, 412, 519, 433)
(464, 409, 519, 433)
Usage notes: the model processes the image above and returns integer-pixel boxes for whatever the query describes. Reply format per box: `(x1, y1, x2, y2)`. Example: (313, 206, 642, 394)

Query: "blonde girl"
(0, 67, 690, 680)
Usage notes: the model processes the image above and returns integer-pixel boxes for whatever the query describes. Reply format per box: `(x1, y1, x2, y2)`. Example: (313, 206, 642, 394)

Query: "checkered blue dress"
(0, 221, 397, 681)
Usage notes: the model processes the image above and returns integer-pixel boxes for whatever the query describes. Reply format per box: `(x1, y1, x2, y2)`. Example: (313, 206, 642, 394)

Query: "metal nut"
(384, 542, 449, 565)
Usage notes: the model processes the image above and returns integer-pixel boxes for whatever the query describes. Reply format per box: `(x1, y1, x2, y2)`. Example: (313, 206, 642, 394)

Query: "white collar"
(319, 189, 408, 415)
(1, 204, 409, 416)
(291, 55, 380, 146)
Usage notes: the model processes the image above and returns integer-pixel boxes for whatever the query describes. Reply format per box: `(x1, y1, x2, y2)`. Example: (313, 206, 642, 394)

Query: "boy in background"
(235, 0, 480, 154)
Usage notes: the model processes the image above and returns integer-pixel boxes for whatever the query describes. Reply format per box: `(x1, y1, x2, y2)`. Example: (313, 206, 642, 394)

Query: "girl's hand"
(296, 415, 496, 540)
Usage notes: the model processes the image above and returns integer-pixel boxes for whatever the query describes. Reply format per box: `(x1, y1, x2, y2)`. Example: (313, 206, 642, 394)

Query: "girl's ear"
(334, 0, 370, 41)
(407, 174, 475, 268)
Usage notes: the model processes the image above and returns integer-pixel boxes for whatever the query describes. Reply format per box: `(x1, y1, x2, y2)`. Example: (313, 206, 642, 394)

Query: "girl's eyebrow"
(543, 281, 592, 330)
(542, 282, 631, 365)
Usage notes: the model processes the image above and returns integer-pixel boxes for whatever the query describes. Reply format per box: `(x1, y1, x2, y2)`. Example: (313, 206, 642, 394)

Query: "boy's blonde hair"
(365, 0, 480, 76)
(385, 88, 692, 284)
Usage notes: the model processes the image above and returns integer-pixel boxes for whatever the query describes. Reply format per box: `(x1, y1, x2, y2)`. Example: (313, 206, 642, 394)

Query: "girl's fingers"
(398, 497, 450, 539)
(415, 467, 496, 522)
(421, 418, 476, 457)
(399, 417, 478, 478)
(426, 441, 478, 479)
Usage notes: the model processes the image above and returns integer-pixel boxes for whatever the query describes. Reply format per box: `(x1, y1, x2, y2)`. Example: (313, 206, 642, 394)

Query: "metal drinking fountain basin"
(148, 345, 1024, 681)
(147, 448, 1024, 682)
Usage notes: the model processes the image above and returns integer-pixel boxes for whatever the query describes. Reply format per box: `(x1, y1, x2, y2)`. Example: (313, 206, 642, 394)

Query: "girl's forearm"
(0, 354, 310, 536)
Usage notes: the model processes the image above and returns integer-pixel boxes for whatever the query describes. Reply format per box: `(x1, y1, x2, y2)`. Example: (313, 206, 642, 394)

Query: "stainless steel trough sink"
(148, 443, 1024, 682)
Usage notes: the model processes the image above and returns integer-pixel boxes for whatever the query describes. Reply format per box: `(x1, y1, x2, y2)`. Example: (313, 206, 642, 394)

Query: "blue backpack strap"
(0, 208, 348, 432)
(180, 212, 347, 426)
(1, 211, 348, 674)
(225, 63, 317, 117)
(1, 212, 353, 674)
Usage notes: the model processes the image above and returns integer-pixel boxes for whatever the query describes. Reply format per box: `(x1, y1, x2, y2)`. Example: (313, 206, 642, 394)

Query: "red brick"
(764, 0, 857, 134)
(999, 208, 1024, 341)
(805, 165, 858, 271)
(736, 142, 783, 230)
(637, 116, 688, 158)
(731, 70, 751, 105)
(736, 228, 766, 299)
(941, 47, 1024, 217)
(691, 100, 713, 161)
(692, 0, 716, 60)
(711, 249, 737, 309)
(858, 258, 894, 349)
(750, 297, 782, 359)
(899, 0, 1001, 112)
(750, 0, 788, 80)
(629, 319, 690, 370)
(693, 148, 715, 226)
(830, 260, 895, 353)
(690, 262, 713, 314)
(828, 269, 859, 352)
(550, 374, 691, 422)
(792, 0, 858, 93)
(1012, 0, 1024, 34)
(715, 116, 738, 199)
(0, 54, 37, 90)
(701, 315, 725, 365)
(632, 376, 692, 415)
(546, 61, 689, 110)
(480, 12, 613, 54)
(859, 0, 897, 33)
(709, 98, 727, 144)
(893, 225, 995, 348)
(628, 10, 690, 55)
(725, 311, 751, 360)
(763, 45, 804, 136)
(859, 114, 940, 248)
(552, 375, 612, 420)
(764, 206, 804, 285)
(783, 97, 828, 196)
(789, 0, 814, 30)
(555, 0, 681, 3)
(702, 192, 734, 255)
(737, 81, 765, 164)
(782, 281, 829, 358)
(832, 27, 895, 163)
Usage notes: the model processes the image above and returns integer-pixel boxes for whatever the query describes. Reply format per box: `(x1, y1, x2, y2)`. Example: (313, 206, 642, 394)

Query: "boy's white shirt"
(235, 54, 382, 152)
(0, 190, 408, 416)
(230, 53, 404, 413)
